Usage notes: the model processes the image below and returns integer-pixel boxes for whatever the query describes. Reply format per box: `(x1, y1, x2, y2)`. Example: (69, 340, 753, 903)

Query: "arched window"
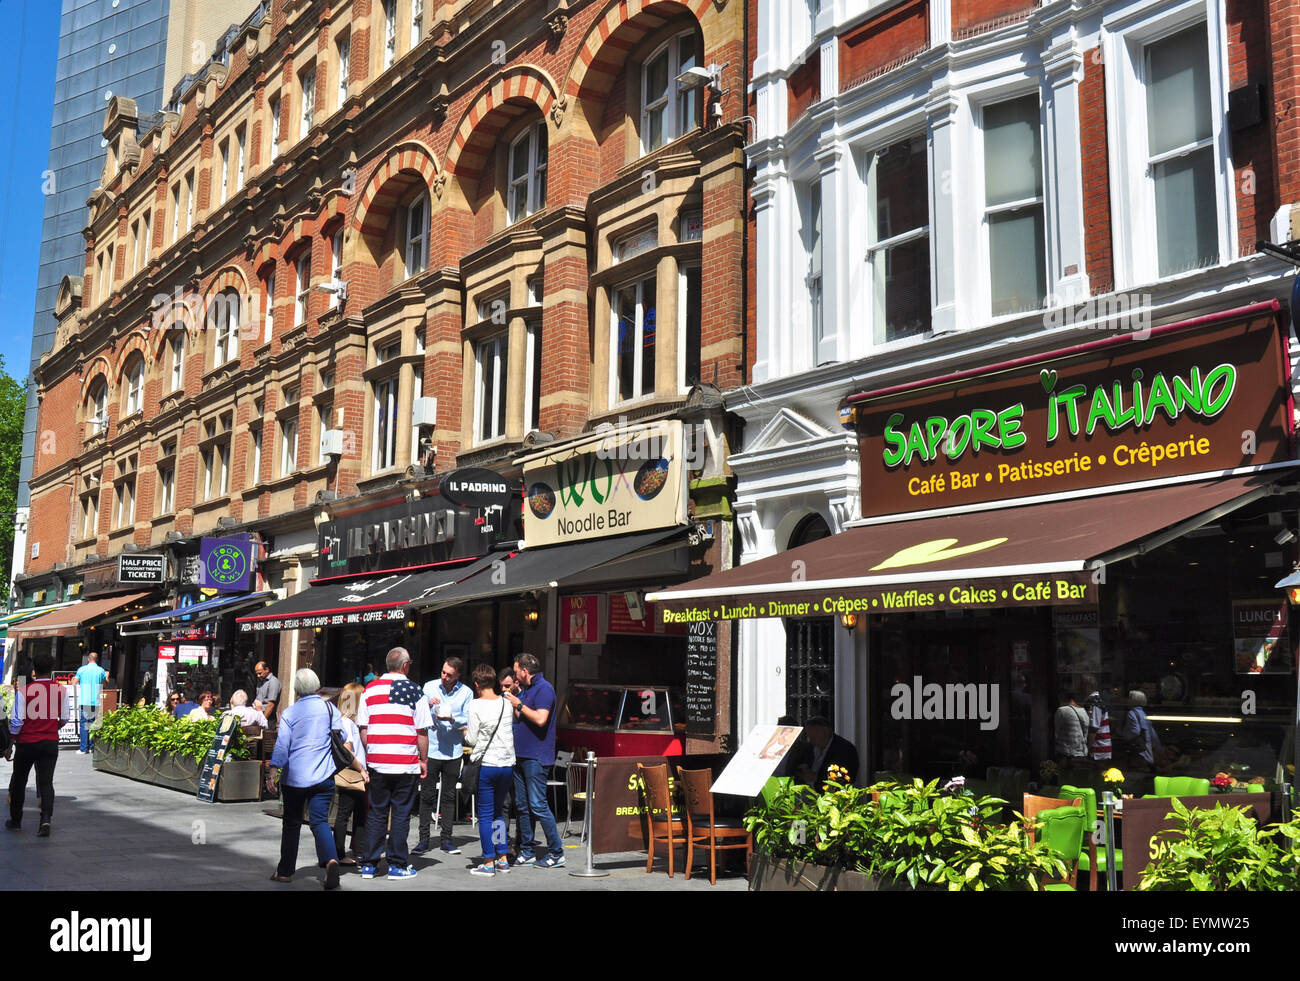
(168, 330, 186, 393)
(508, 121, 548, 224)
(123, 354, 144, 416)
(209, 289, 241, 366)
(640, 31, 701, 155)
(402, 190, 429, 278)
(86, 379, 108, 435)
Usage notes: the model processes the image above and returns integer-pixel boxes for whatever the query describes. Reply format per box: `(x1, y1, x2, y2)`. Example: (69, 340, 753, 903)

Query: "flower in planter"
(942, 776, 967, 795)
(824, 764, 851, 790)
(1211, 774, 1233, 792)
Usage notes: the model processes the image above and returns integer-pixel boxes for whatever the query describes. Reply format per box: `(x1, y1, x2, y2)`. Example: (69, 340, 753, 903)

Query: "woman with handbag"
(463, 662, 516, 877)
(265, 669, 366, 889)
(331, 682, 369, 864)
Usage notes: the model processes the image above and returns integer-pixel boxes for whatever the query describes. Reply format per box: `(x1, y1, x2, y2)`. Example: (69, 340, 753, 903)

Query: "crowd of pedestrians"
(266, 647, 569, 888)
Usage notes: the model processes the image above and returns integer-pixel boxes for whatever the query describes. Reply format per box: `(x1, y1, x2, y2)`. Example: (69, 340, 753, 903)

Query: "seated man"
(224, 690, 268, 729)
(172, 690, 200, 719)
(794, 717, 859, 788)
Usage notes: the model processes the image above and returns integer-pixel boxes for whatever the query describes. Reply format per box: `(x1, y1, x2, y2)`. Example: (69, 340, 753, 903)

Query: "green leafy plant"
(1138, 798, 1298, 891)
(96, 706, 248, 765)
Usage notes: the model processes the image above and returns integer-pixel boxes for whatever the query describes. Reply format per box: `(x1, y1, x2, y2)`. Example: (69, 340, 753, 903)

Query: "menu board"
(196, 713, 240, 804)
(1232, 599, 1290, 674)
(685, 620, 717, 735)
(560, 595, 600, 644)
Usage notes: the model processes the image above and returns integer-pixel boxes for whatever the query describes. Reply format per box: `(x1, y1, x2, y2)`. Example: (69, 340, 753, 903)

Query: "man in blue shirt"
(172, 690, 201, 719)
(505, 653, 564, 869)
(74, 653, 109, 754)
(413, 657, 472, 855)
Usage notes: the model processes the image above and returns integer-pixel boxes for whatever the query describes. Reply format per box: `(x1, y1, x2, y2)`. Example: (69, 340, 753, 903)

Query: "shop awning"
(235, 557, 499, 632)
(0, 601, 80, 634)
(117, 591, 276, 636)
(7, 592, 155, 640)
(647, 472, 1292, 621)
(409, 527, 689, 612)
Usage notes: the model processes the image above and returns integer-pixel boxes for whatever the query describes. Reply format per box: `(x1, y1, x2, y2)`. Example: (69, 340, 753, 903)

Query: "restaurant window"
(474, 333, 509, 443)
(1145, 23, 1218, 276)
(865, 134, 931, 343)
(641, 31, 700, 155)
(123, 355, 144, 416)
(611, 275, 657, 404)
(983, 95, 1046, 317)
(508, 121, 548, 224)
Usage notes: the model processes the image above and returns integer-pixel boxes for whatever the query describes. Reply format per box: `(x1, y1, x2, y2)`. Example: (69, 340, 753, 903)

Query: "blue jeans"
(78, 707, 95, 753)
(514, 758, 562, 860)
(364, 771, 419, 868)
(477, 765, 514, 861)
(278, 779, 338, 877)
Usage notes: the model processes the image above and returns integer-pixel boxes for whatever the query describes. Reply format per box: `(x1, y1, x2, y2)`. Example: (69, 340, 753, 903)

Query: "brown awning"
(647, 472, 1292, 622)
(8, 592, 154, 640)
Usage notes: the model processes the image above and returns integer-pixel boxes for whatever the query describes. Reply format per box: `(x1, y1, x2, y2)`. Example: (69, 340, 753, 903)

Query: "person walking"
(413, 657, 472, 856)
(7, 651, 69, 836)
(356, 647, 430, 881)
(332, 682, 369, 865)
(465, 662, 515, 877)
(265, 669, 364, 890)
(504, 653, 564, 869)
(73, 652, 108, 754)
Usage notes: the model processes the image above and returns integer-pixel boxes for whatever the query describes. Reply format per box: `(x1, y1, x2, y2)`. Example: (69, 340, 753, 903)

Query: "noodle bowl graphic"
(527, 482, 556, 519)
(634, 459, 670, 501)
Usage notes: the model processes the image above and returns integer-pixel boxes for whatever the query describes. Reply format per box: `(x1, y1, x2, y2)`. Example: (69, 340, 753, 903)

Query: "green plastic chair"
(1150, 776, 1211, 797)
(1247, 783, 1265, 794)
(1035, 804, 1086, 891)
(1061, 783, 1123, 890)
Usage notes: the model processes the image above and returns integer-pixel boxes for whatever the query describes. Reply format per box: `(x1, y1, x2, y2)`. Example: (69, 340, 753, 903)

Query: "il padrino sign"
(844, 306, 1292, 518)
(521, 421, 689, 548)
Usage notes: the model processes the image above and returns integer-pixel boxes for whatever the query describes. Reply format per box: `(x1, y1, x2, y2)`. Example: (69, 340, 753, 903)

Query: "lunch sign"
(847, 308, 1292, 518)
(521, 420, 688, 548)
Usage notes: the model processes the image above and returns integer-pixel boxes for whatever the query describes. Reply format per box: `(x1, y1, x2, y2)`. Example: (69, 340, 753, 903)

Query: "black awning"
(235, 556, 497, 632)
(409, 528, 688, 612)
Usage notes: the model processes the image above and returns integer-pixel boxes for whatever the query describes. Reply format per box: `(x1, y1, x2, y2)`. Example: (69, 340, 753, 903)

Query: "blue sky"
(0, 0, 61, 387)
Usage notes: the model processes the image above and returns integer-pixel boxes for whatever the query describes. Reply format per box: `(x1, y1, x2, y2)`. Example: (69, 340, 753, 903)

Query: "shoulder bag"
(461, 700, 506, 792)
(326, 702, 357, 777)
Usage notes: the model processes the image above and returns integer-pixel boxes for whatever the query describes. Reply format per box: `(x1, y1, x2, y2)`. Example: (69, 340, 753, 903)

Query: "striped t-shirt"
(357, 673, 432, 774)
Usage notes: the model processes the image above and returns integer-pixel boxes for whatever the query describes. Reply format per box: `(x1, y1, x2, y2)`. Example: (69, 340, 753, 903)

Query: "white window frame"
(609, 275, 658, 406)
(330, 228, 344, 308)
(408, 368, 422, 465)
(212, 291, 241, 366)
(411, 0, 423, 47)
(157, 463, 174, 516)
(130, 220, 140, 278)
(171, 184, 180, 243)
(251, 425, 263, 484)
(280, 416, 299, 476)
(300, 65, 316, 141)
(169, 332, 185, 393)
(219, 138, 230, 204)
(295, 253, 310, 326)
(219, 440, 230, 497)
(404, 193, 429, 277)
(185, 171, 195, 232)
(640, 31, 699, 156)
(1103, 2, 1235, 289)
(336, 35, 350, 110)
(384, 0, 398, 70)
(862, 134, 932, 346)
(319, 401, 335, 467)
(474, 333, 509, 444)
(236, 126, 246, 190)
(125, 357, 143, 415)
(88, 383, 107, 435)
(977, 92, 1048, 319)
(677, 262, 701, 394)
(508, 121, 548, 223)
(139, 211, 150, 270)
(82, 491, 99, 538)
(372, 374, 399, 471)
(263, 271, 275, 343)
(270, 95, 281, 163)
(523, 321, 540, 432)
(115, 474, 135, 529)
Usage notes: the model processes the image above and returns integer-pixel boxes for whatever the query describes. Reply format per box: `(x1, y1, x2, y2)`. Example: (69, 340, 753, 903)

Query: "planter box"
(749, 852, 954, 891)
(92, 743, 254, 799)
(215, 760, 261, 802)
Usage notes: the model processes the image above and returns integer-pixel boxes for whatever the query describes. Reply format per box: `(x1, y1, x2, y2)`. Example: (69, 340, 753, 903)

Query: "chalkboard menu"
(685, 620, 717, 735)
(197, 713, 240, 803)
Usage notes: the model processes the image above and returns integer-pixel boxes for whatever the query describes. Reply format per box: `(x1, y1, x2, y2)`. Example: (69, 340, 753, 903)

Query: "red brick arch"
(445, 67, 561, 185)
(205, 266, 250, 303)
(563, 0, 708, 105)
(80, 358, 113, 404)
(113, 333, 150, 382)
(355, 141, 441, 251)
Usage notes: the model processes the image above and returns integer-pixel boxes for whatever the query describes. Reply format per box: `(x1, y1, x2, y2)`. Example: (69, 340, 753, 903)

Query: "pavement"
(0, 748, 748, 892)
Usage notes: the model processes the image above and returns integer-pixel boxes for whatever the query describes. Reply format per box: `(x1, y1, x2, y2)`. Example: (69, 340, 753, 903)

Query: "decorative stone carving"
(545, 13, 568, 39)
(549, 94, 568, 128)
(431, 80, 451, 124)
(432, 171, 447, 200)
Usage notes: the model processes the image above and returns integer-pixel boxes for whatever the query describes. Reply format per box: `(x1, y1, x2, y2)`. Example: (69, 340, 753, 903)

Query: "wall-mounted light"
(839, 612, 858, 631)
(524, 597, 541, 624)
(314, 627, 323, 634)
(406, 619, 416, 630)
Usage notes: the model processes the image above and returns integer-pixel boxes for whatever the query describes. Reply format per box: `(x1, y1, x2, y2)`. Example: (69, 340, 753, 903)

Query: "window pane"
(1154, 147, 1219, 275)
(528, 324, 542, 431)
(642, 276, 657, 397)
(495, 338, 509, 437)
(875, 235, 932, 342)
(646, 104, 665, 152)
(989, 207, 1047, 316)
(616, 286, 637, 402)
(984, 96, 1042, 206)
(1146, 24, 1212, 156)
(645, 50, 669, 106)
(511, 136, 530, 186)
(684, 266, 701, 388)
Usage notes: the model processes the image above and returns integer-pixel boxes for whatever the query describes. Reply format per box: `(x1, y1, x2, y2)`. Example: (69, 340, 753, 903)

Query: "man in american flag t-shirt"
(356, 647, 431, 880)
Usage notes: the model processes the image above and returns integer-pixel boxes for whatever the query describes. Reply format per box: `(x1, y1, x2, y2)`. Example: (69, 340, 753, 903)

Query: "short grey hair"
(385, 647, 411, 672)
(293, 668, 322, 698)
(1128, 690, 1147, 707)
(230, 690, 249, 707)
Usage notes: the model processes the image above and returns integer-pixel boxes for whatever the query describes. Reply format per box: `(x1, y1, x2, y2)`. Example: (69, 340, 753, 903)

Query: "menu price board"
(1232, 599, 1290, 674)
(197, 713, 240, 804)
(685, 620, 717, 736)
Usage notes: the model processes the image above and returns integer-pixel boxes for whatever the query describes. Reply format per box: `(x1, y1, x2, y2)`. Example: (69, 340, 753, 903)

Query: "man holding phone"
(413, 657, 472, 855)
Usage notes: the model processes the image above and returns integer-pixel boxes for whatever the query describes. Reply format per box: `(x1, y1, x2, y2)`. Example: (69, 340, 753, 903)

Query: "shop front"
(652, 302, 1300, 792)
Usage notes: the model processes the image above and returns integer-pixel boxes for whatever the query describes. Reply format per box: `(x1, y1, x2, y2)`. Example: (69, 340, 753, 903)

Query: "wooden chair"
(1023, 793, 1084, 890)
(677, 767, 752, 884)
(637, 762, 684, 877)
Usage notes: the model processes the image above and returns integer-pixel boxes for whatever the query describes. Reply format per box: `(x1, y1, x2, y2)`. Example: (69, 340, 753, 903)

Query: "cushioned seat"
(1061, 783, 1123, 890)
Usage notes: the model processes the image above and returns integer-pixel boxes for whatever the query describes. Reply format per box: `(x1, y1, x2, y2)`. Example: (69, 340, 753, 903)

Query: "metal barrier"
(568, 752, 608, 878)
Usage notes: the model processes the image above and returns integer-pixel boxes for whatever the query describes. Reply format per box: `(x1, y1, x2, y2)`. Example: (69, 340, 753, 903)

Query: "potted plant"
(1138, 798, 1300, 891)
(93, 706, 256, 800)
(1102, 766, 1125, 799)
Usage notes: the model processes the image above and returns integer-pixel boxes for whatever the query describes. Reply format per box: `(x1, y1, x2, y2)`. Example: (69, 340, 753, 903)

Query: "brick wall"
(787, 49, 820, 124)
(839, 0, 927, 92)
(951, 0, 1035, 35)
(1079, 48, 1114, 296)
(1228, 0, 1276, 255)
